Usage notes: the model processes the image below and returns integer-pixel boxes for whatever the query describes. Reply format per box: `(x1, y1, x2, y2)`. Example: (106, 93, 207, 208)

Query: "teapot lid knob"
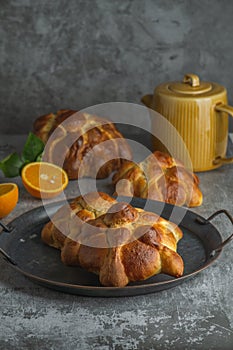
(183, 74, 200, 87)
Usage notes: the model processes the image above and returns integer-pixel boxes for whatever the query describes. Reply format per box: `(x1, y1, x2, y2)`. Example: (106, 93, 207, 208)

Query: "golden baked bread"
(41, 192, 184, 287)
(33, 109, 132, 179)
(112, 151, 203, 207)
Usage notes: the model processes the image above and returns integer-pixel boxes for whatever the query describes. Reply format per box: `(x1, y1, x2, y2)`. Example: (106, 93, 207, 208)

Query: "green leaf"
(36, 151, 44, 162)
(22, 132, 44, 163)
(0, 133, 45, 178)
(0, 152, 24, 177)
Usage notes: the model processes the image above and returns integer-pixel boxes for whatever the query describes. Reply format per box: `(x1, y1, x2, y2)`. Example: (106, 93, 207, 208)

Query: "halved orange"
(21, 162, 68, 199)
(0, 183, 19, 218)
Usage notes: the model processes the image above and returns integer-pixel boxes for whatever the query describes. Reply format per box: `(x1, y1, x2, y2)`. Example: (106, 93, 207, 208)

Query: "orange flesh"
(0, 183, 18, 218)
(24, 164, 66, 191)
(0, 184, 14, 196)
(21, 162, 68, 198)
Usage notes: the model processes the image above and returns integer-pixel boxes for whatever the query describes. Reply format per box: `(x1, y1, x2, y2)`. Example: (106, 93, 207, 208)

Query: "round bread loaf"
(113, 151, 203, 207)
(33, 109, 132, 179)
(41, 192, 184, 287)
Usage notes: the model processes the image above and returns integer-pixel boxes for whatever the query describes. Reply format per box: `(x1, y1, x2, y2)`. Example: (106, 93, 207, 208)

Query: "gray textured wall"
(1, 0, 233, 134)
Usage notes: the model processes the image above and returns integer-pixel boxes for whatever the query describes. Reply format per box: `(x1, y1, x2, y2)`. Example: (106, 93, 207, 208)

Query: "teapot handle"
(141, 94, 153, 108)
(214, 103, 233, 165)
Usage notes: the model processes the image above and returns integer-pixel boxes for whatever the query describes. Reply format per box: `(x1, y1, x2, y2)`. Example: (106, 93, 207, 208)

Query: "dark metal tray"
(0, 198, 232, 297)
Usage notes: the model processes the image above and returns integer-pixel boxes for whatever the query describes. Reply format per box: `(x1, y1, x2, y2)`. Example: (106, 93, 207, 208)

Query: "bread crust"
(41, 192, 184, 287)
(113, 151, 203, 207)
(33, 109, 132, 179)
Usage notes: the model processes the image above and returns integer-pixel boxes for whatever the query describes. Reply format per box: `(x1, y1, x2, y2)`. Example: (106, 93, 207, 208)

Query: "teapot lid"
(164, 74, 224, 96)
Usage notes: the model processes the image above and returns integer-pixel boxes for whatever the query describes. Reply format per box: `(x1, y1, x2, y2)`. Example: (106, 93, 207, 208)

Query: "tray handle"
(0, 220, 16, 265)
(196, 209, 233, 256)
(0, 247, 17, 265)
(0, 220, 13, 232)
(0, 220, 13, 233)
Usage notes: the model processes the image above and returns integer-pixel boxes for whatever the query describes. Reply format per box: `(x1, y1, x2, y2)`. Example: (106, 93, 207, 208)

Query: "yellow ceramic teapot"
(141, 73, 233, 172)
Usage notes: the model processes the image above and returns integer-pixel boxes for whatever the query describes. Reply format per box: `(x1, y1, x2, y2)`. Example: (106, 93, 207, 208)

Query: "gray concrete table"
(0, 135, 233, 350)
